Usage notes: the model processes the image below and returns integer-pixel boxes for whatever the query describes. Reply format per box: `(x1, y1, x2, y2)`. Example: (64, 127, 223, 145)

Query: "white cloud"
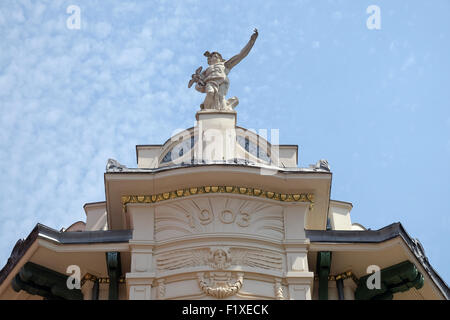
(402, 53, 416, 71)
(12, 8, 25, 23)
(115, 47, 146, 67)
(332, 11, 343, 20)
(156, 48, 174, 61)
(389, 41, 397, 52)
(95, 22, 112, 39)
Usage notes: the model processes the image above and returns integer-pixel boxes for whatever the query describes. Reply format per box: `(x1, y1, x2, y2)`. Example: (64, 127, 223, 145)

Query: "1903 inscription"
(188, 209, 250, 228)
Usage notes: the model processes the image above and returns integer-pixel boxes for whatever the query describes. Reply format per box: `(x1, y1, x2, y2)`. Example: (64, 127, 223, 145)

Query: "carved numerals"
(155, 197, 284, 240)
(198, 209, 214, 225)
(190, 209, 250, 228)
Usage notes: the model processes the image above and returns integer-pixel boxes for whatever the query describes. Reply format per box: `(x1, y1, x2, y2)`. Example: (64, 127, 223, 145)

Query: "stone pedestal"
(195, 110, 237, 162)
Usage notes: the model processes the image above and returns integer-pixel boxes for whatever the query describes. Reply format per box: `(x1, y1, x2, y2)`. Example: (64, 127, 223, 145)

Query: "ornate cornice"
(121, 185, 314, 212)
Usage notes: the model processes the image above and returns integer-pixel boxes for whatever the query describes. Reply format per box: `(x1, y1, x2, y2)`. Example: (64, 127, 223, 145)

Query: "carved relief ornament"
(156, 247, 283, 272)
(197, 272, 244, 299)
(122, 185, 314, 212)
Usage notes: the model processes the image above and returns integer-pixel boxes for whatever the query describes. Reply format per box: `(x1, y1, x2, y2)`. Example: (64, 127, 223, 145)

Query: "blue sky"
(0, 0, 449, 285)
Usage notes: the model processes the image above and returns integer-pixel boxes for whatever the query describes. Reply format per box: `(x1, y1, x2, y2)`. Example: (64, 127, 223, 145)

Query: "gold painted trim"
(121, 186, 314, 212)
(81, 273, 125, 286)
(314, 271, 359, 283)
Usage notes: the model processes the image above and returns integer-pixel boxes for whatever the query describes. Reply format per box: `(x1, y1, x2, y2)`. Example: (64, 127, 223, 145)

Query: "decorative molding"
(329, 271, 359, 283)
(81, 273, 125, 286)
(231, 248, 283, 271)
(313, 270, 359, 283)
(154, 197, 285, 240)
(121, 186, 314, 212)
(156, 247, 283, 272)
(157, 248, 209, 271)
(274, 278, 285, 300)
(198, 272, 244, 299)
(157, 279, 166, 299)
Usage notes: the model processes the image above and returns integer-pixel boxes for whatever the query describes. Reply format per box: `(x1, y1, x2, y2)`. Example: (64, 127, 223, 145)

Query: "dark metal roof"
(36, 224, 132, 244)
(306, 223, 402, 243)
(0, 224, 132, 287)
(306, 222, 450, 300)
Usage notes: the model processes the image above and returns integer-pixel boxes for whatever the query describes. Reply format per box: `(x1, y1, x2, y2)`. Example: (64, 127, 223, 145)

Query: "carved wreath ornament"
(198, 272, 244, 299)
(197, 248, 244, 298)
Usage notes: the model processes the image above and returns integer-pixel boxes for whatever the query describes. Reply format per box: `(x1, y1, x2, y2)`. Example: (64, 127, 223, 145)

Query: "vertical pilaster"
(283, 204, 314, 300)
(125, 204, 156, 300)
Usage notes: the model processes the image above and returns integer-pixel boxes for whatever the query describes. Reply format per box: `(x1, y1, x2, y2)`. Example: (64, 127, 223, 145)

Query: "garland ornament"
(197, 272, 244, 299)
(121, 185, 314, 212)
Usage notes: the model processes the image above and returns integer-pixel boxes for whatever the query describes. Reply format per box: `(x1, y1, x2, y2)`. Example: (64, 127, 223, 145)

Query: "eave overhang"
(0, 224, 132, 295)
(104, 163, 332, 231)
(306, 223, 450, 300)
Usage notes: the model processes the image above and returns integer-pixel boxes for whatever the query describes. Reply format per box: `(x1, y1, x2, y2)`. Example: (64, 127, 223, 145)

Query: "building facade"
(0, 107, 448, 300)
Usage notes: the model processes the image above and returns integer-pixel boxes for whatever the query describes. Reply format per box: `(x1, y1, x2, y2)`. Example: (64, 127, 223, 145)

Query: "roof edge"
(0, 224, 132, 287)
(306, 222, 449, 299)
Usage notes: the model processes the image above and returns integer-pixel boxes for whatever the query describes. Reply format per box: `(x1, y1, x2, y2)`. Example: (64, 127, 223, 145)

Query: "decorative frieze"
(156, 247, 283, 272)
(81, 273, 125, 286)
(153, 197, 285, 240)
(121, 186, 314, 212)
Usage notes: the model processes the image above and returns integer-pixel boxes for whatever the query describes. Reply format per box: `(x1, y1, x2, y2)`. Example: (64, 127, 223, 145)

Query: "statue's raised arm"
(188, 29, 258, 111)
(224, 29, 258, 71)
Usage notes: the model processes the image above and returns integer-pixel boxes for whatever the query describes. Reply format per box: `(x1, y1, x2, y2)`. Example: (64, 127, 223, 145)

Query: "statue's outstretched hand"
(251, 28, 258, 41)
(188, 66, 204, 88)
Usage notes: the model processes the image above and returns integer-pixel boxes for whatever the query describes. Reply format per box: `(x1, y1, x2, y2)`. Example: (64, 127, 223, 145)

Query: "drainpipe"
(106, 252, 121, 300)
(336, 278, 345, 300)
(91, 280, 99, 300)
(316, 251, 332, 300)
